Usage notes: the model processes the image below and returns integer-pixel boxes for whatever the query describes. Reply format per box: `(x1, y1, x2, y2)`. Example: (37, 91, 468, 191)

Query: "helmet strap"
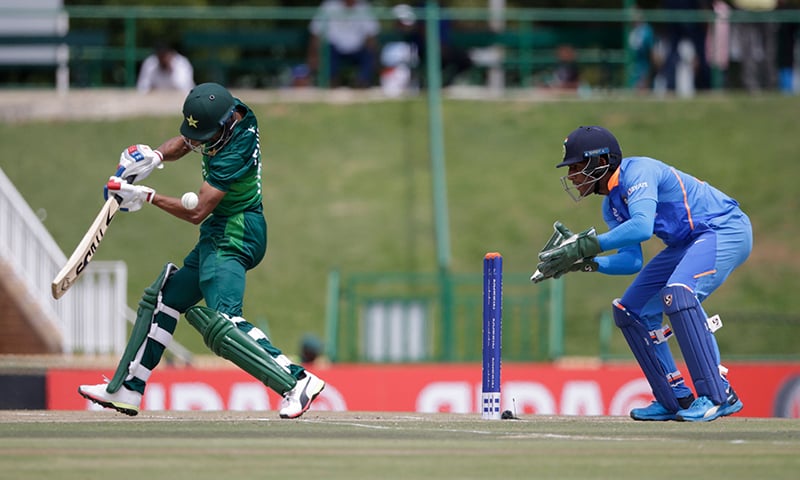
(200, 110, 238, 156)
(582, 155, 610, 180)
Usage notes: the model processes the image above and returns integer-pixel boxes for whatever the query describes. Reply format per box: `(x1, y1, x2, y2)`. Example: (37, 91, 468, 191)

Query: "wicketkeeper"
(79, 82, 325, 418)
(532, 126, 752, 422)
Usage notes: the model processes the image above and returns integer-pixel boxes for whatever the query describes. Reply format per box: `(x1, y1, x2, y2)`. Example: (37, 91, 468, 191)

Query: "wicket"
(482, 252, 503, 419)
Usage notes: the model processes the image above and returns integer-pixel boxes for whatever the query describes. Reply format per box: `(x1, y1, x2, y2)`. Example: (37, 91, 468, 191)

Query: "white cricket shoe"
(78, 383, 141, 416)
(279, 371, 325, 419)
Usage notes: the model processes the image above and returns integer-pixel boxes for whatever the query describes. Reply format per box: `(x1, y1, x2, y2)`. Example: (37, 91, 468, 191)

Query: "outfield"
(1, 410, 798, 479)
(3, 90, 799, 359)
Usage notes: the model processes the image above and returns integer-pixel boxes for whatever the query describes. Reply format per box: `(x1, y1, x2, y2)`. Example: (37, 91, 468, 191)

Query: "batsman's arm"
(151, 181, 224, 225)
(155, 136, 193, 162)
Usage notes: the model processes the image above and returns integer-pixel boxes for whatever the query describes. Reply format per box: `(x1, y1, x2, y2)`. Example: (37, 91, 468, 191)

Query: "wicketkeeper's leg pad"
(613, 299, 682, 412)
(107, 262, 180, 394)
(661, 284, 727, 405)
(185, 306, 297, 395)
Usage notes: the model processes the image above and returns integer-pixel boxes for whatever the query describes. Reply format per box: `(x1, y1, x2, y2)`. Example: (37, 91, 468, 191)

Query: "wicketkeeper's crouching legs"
(661, 284, 743, 422)
(612, 299, 695, 421)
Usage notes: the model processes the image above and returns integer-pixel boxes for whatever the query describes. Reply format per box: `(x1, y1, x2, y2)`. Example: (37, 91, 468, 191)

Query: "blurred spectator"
(732, 0, 779, 93)
(307, 0, 380, 88)
(662, 0, 712, 91)
(776, 0, 798, 93)
(299, 333, 328, 367)
(707, 0, 732, 89)
(290, 63, 314, 88)
(379, 4, 420, 96)
(549, 45, 581, 90)
(136, 43, 194, 94)
(401, 2, 474, 87)
(628, 9, 656, 89)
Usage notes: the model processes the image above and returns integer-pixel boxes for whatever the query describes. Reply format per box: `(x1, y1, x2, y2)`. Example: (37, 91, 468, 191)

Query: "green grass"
(1, 411, 799, 480)
(2, 93, 799, 358)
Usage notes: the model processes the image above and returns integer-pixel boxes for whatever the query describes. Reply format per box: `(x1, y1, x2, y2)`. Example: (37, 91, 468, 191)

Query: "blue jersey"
(596, 156, 740, 274)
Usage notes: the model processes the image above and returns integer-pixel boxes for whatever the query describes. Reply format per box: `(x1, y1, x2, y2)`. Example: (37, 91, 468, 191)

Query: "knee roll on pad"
(661, 284, 727, 404)
(108, 263, 180, 393)
(612, 299, 680, 412)
(185, 306, 297, 395)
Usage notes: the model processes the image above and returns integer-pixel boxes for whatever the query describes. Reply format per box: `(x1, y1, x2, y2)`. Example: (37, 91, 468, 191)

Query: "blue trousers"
(619, 209, 752, 397)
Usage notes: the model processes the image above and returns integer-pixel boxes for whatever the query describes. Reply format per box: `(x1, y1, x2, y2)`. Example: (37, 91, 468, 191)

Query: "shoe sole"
(676, 400, 743, 422)
(78, 387, 139, 417)
(279, 380, 325, 419)
(630, 413, 677, 421)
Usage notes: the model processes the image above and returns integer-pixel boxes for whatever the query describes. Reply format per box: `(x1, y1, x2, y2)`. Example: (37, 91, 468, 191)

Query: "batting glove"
(106, 176, 155, 212)
(116, 144, 163, 183)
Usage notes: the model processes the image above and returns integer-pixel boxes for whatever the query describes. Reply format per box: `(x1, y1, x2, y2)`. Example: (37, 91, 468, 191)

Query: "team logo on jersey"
(627, 182, 648, 196)
(186, 115, 199, 128)
(663, 294, 673, 307)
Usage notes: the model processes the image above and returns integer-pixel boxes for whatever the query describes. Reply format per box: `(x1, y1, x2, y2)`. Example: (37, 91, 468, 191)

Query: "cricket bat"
(51, 196, 121, 299)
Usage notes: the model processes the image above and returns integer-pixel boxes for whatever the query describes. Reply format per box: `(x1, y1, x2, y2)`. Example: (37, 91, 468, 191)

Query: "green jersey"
(202, 100, 262, 217)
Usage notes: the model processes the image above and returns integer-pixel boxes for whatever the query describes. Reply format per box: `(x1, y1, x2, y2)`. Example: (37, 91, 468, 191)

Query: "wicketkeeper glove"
(551, 257, 599, 278)
(532, 221, 601, 282)
(106, 176, 155, 212)
(530, 223, 567, 283)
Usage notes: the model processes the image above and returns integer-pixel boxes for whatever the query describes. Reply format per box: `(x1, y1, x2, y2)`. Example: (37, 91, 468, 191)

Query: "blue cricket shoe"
(676, 388, 743, 422)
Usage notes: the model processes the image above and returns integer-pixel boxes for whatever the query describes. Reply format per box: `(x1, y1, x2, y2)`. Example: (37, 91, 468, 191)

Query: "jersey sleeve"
(595, 244, 643, 275)
(597, 159, 659, 251)
(598, 198, 656, 251)
(595, 196, 645, 274)
(593, 164, 653, 275)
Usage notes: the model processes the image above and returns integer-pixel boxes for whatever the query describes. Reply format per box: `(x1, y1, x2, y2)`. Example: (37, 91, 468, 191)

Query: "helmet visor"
(559, 159, 611, 202)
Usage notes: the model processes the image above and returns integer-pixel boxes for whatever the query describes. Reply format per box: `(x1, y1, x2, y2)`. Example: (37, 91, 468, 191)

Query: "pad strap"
(649, 325, 673, 344)
(159, 302, 180, 321)
(666, 370, 686, 388)
(106, 263, 179, 393)
(125, 304, 179, 383)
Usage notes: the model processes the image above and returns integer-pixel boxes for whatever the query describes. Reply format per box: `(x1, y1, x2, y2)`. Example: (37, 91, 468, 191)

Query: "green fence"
(4, 5, 800, 90)
(324, 270, 565, 363)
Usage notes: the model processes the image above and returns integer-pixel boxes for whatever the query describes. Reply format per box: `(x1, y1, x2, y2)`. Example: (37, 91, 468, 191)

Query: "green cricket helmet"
(180, 82, 236, 142)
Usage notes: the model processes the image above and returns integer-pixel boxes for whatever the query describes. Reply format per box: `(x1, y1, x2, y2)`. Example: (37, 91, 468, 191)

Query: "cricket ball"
(181, 192, 199, 210)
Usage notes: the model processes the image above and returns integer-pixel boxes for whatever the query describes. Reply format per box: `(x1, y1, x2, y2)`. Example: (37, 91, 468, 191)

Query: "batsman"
(532, 126, 752, 422)
(79, 82, 325, 418)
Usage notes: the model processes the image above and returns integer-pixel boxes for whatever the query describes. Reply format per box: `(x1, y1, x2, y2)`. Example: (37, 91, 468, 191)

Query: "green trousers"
(125, 209, 302, 394)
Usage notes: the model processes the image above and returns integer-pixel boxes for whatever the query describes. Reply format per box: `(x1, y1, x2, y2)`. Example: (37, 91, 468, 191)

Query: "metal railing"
(0, 166, 123, 354)
(325, 269, 565, 363)
(0, 166, 190, 360)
